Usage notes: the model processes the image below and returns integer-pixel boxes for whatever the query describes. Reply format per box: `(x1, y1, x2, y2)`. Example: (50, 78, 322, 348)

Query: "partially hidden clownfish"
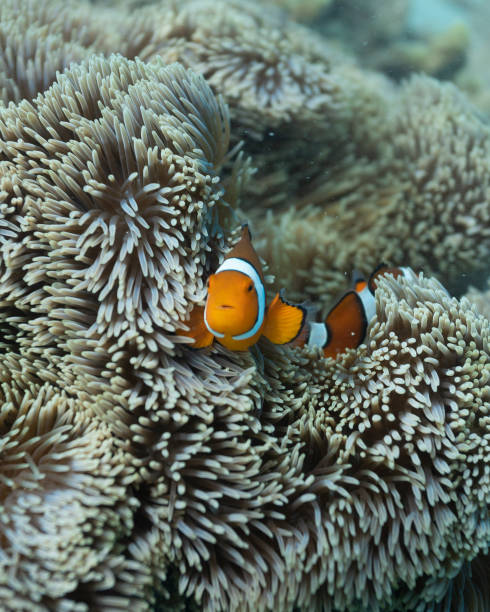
(178, 225, 308, 351)
(303, 264, 414, 359)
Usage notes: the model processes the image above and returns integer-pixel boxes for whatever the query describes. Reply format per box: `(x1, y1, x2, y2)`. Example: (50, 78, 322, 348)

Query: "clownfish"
(178, 225, 307, 351)
(304, 264, 414, 359)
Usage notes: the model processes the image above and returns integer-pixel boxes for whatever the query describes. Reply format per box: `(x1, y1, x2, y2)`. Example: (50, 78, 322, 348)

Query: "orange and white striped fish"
(305, 264, 414, 359)
(179, 225, 307, 351)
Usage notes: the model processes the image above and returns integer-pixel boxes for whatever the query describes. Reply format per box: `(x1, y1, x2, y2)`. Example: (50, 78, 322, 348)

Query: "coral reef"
(0, 1, 489, 611)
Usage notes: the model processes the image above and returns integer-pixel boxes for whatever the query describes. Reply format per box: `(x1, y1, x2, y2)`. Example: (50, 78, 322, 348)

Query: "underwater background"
(0, 0, 489, 610)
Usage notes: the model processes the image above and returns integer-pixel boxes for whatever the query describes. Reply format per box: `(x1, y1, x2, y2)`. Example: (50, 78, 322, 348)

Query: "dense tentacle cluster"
(0, 55, 232, 377)
(133, 0, 391, 212)
(127, 273, 488, 612)
(466, 279, 490, 319)
(0, 0, 128, 108)
(0, 52, 236, 610)
(0, 0, 125, 59)
(0, 379, 142, 610)
(258, 76, 490, 310)
(371, 76, 490, 282)
(0, 19, 92, 105)
(433, 552, 490, 612)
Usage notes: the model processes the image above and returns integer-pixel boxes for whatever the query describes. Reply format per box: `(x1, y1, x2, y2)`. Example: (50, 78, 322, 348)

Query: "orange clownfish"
(305, 264, 414, 359)
(179, 225, 307, 351)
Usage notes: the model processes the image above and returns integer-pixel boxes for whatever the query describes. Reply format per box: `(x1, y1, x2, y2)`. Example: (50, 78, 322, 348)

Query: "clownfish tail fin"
(262, 290, 308, 345)
(290, 299, 319, 347)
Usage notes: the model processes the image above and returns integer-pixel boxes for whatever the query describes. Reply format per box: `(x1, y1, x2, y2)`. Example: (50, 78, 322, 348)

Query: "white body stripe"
(205, 257, 266, 341)
(357, 286, 376, 324)
(307, 322, 328, 349)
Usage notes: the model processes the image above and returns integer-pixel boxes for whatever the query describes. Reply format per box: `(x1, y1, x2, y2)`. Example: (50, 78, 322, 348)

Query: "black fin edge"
(277, 289, 308, 344)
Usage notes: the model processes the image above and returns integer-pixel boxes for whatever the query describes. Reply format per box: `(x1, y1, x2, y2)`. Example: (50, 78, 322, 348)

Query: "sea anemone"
(0, 19, 92, 106)
(466, 279, 490, 319)
(0, 2, 488, 611)
(0, 379, 142, 609)
(258, 75, 490, 312)
(434, 552, 490, 612)
(0, 0, 124, 57)
(115, 272, 489, 611)
(138, 0, 392, 212)
(370, 75, 490, 284)
(0, 54, 232, 381)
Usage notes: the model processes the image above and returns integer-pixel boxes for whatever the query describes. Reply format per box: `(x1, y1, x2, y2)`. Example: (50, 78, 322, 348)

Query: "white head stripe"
(357, 286, 376, 326)
(307, 322, 328, 349)
(212, 257, 266, 341)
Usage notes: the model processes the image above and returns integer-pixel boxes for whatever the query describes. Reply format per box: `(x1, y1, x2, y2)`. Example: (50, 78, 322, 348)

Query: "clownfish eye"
(247, 283, 254, 292)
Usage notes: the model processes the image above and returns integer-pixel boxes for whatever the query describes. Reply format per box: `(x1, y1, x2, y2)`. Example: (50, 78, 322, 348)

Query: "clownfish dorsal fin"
(351, 269, 367, 293)
(262, 290, 307, 345)
(224, 224, 265, 284)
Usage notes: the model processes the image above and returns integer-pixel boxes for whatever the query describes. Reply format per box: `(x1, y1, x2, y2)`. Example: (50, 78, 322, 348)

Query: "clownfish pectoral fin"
(262, 291, 307, 345)
(176, 305, 214, 348)
(291, 302, 319, 348)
